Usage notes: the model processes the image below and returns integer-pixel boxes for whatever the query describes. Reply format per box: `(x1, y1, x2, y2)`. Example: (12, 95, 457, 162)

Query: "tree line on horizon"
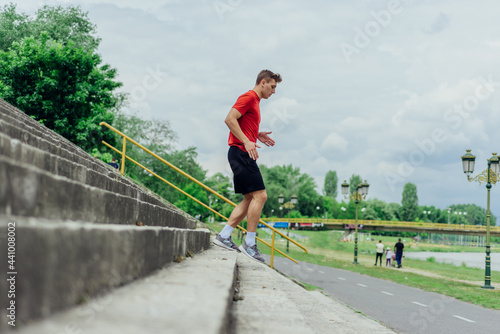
(0, 4, 496, 228)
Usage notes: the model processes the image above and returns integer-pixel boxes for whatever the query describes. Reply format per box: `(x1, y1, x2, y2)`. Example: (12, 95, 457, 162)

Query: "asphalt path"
(265, 255, 500, 334)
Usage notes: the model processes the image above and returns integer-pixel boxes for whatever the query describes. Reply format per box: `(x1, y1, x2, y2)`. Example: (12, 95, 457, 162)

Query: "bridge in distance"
(264, 218, 500, 237)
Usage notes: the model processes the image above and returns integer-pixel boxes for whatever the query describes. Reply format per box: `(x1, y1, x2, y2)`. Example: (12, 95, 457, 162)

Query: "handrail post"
(271, 230, 276, 269)
(120, 137, 127, 175)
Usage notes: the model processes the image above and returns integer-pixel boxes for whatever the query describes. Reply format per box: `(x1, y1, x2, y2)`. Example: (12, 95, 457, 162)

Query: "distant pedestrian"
(385, 247, 392, 267)
(108, 157, 119, 169)
(394, 238, 404, 268)
(374, 240, 384, 266)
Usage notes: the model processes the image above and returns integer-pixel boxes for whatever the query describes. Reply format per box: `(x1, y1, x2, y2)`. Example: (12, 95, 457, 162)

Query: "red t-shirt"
(228, 90, 261, 152)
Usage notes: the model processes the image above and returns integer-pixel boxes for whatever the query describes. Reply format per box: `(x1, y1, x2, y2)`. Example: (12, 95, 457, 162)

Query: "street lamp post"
(422, 210, 431, 221)
(278, 193, 298, 253)
(341, 180, 369, 264)
(454, 211, 467, 245)
(423, 210, 432, 242)
(461, 150, 499, 289)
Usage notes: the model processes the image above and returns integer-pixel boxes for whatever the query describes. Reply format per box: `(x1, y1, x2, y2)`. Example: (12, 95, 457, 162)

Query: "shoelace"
(250, 245, 261, 256)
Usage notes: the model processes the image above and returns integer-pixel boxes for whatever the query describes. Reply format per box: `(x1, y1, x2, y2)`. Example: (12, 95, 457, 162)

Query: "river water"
(404, 251, 500, 270)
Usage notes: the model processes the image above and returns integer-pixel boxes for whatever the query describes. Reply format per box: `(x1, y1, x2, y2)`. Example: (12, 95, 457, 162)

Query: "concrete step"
(0, 101, 108, 175)
(0, 99, 56, 135)
(0, 99, 199, 229)
(0, 99, 198, 228)
(8, 244, 237, 334)
(234, 255, 397, 334)
(0, 131, 189, 220)
(0, 154, 195, 228)
(0, 99, 68, 148)
(0, 111, 174, 208)
(0, 215, 211, 330)
(6, 240, 398, 334)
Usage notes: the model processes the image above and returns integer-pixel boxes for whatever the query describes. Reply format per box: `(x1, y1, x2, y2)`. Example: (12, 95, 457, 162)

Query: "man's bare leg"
(245, 189, 267, 233)
(226, 194, 253, 228)
(238, 189, 267, 262)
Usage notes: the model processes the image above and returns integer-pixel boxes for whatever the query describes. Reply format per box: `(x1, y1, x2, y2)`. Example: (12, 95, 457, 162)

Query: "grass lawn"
(205, 222, 500, 310)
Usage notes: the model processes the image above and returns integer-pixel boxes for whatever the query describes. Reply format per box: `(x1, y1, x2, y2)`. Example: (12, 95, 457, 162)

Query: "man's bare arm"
(225, 108, 260, 160)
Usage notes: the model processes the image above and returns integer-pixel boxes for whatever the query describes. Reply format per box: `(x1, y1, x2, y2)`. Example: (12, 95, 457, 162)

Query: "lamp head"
(490, 153, 499, 176)
(361, 180, 369, 196)
(461, 149, 476, 175)
(291, 194, 298, 205)
(341, 180, 349, 196)
(278, 193, 284, 204)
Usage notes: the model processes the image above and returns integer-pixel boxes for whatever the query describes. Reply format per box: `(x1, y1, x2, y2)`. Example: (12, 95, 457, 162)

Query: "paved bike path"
(265, 256, 500, 334)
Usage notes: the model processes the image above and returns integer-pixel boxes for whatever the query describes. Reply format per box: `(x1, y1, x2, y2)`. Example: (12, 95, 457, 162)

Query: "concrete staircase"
(0, 99, 210, 331)
(0, 99, 396, 333)
(10, 244, 397, 334)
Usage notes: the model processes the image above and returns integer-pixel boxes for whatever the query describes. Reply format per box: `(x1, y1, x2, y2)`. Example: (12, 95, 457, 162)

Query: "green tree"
(444, 203, 496, 226)
(110, 111, 213, 218)
(205, 173, 236, 219)
(260, 164, 322, 217)
(205, 173, 232, 200)
(113, 110, 177, 155)
(323, 170, 338, 198)
(401, 182, 419, 221)
(419, 205, 443, 223)
(297, 172, 322, 216)
(174, 182, 209, 218)
(0, 4, 100, 52)
(321, 196, 335, 219)
(332, 200, 356, 219)
(363, 198, 398, 221)
(385, 203, 401, 221)
(0, 34, 123, 152)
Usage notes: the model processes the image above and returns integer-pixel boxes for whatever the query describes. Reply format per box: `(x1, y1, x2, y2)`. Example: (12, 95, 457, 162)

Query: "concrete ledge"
(0, 107, 196, 223)
(234, 255, 316, 334)
(234, 255, 396, 334)
(0, 111, 93, 170)
(0, 155, 195, 228)
(0, 215, 211, 328)
(0, 101, 89, 160)
(10, 245, 237, 334)
(0, 130, 168, 210)
(0, 99, 56, 139)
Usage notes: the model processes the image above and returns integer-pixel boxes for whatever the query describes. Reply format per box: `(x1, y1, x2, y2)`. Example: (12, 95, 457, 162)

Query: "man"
(374, 240, 384, 266)
(213, 69, 282, 263)
(394, 238, 404, 268)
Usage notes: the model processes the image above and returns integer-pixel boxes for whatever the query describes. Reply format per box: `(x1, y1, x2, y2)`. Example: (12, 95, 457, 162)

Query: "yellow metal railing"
(100, 122, 307, 268)
(265, 217, 500, 233)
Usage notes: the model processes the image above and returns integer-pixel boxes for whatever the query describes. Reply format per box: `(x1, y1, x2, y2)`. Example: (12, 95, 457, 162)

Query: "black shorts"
(228, 146, 265, 195)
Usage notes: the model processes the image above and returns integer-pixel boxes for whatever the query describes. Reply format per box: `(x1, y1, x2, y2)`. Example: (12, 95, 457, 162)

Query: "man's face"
(261, 79, 277, 99)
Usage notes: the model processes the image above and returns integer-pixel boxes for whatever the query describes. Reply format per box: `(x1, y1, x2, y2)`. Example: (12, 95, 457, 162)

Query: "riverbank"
(205, 224, 500, 309)
(273, 239, 500, 310)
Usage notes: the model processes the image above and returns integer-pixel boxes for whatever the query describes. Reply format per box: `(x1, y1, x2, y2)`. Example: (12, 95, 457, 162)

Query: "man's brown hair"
(256, 69, 282, 85)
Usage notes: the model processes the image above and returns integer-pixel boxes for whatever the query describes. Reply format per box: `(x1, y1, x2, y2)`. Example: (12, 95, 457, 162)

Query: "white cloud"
(423, 12, 451, 35)
(11, 0, 500, 215)
(320, 132, 349, 154)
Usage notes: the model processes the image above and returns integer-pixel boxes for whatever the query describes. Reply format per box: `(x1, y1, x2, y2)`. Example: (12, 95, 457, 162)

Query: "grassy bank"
(205, 223, 500, 310)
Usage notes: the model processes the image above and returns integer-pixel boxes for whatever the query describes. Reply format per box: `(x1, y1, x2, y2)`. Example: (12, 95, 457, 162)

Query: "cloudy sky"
(15, 0, 500, 217)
